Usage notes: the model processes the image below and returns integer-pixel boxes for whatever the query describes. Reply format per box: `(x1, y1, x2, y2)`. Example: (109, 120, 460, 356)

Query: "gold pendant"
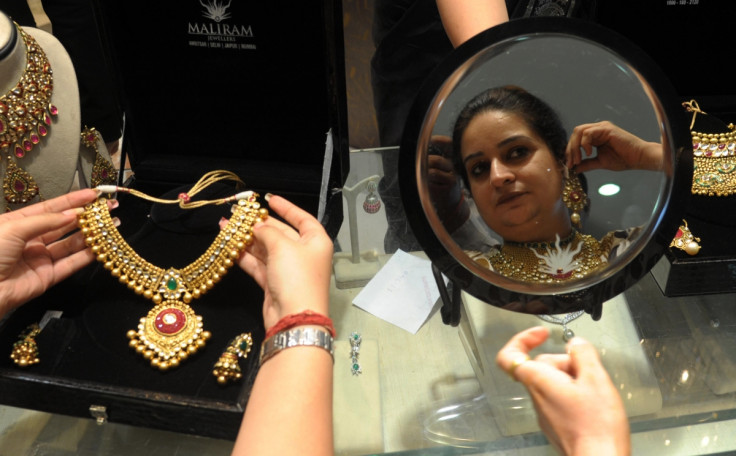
(127, 299, 211, 370)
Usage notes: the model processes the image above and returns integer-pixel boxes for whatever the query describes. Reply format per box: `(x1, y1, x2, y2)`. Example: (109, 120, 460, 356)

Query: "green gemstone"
(239, 341, 250, 351)
(353, 363, 360, 370)
(166, 278, 177, 290)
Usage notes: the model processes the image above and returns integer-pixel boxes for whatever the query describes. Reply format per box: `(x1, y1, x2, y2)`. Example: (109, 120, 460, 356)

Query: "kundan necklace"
(77, 171, 268, 370)
(489, 230, 606, 283)
(1, 22, 58, 205)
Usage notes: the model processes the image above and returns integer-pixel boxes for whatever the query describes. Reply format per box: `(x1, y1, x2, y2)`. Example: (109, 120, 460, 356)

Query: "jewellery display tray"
(0, 0, 348, 440)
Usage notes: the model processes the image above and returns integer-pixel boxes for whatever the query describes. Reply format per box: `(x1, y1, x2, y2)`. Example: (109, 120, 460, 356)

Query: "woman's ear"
(559, 160, 570, 179)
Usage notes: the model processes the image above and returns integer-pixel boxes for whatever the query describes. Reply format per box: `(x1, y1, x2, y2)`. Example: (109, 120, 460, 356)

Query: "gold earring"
(563, 173, 588, 228)
(670, 219, 701, 255)
(10, 323, 41, 367)
(212, 333, 253, 385)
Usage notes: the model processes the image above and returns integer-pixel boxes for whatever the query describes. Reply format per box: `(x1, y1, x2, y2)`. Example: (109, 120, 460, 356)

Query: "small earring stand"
(333, 175, 390, 289)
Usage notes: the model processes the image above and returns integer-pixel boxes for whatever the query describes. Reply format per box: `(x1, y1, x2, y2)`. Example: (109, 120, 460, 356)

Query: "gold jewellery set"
(0, 22, 117, 209)
(1, 22, 57, 206)
(77, 171, 267, 377)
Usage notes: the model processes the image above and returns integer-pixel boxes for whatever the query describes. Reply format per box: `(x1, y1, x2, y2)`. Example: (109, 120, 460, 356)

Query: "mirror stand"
(432, 263, 461, 326)
(333, 175, 387, 289)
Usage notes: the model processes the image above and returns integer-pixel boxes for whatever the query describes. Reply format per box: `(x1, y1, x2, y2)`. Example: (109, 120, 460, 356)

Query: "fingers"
(264, 194, 326, 238)
(3, 212, 80, 246)
(496, 326, 549, 377)
(4, 189, 99, 221)
(566, 337, 609, 383)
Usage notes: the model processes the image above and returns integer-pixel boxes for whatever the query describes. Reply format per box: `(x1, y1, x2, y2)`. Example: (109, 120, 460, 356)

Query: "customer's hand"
(235, 194, 333, 330)
(567, 120, 663, 173)
(0, 189, 101, 317)
(496, 326, 630, 456)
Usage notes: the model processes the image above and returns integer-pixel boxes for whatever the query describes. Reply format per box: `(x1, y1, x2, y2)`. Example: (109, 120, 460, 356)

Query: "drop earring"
(670, 219, 701, 256)
(363, 180, 381, 214)
(562, 173, 588, 228)
(81, 127, 117, 187)
(3, 155, 40, 205)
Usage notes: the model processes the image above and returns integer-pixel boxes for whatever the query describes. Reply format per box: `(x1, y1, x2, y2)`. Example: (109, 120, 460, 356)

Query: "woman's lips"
(496, 191, 526, 206)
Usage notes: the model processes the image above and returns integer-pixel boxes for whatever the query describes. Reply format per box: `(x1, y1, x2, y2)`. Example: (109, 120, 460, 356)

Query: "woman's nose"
(490, 160, 514, 187)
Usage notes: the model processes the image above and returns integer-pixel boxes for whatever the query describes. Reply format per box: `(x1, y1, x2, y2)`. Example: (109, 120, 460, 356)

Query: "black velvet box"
(0, 0, 348, 439)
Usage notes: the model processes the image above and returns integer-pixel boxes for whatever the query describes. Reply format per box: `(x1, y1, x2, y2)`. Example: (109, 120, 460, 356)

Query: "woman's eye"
(469, 162, 489, 177)
(507, 146, 530, 160)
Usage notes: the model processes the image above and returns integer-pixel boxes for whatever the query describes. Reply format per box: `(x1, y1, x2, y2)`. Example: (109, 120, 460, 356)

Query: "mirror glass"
(403, 20, 686, 307)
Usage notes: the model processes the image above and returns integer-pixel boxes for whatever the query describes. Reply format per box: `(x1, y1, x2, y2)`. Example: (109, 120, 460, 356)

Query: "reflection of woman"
(451, 86, 662, 283)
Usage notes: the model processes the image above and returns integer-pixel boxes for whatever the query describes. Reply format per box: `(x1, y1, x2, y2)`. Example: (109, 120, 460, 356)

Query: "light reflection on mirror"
(419, 34, 668, 293)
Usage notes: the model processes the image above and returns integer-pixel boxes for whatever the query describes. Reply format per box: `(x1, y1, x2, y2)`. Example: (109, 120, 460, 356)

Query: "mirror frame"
(399, 17, 692, 319)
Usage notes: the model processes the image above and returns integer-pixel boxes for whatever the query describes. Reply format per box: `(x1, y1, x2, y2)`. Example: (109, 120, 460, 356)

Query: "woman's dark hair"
(451, 85, 568, 189)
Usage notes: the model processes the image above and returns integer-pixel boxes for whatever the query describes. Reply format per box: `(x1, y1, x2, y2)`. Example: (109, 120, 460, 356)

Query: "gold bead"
(182, 292, 192, 303)
(135, 344, 145, 353)
(151, 358, 160, 368)
(126, 330, 137, 339)
(91, 245, 100, 254)
(111, 268, 121, 277)
(244, 234, 253, 245)
(169, 358, 180, 368)
(144, 350, 154, 360)
(128, 339, 138, 348)
(97, 254, 107, 262)
(152, 294, 162, 304)
(104, 261, 114, 270)
(202, 331, 212, 340)
(119, 274, 128, 283)
(85, 237, 95, 246)
(187, 345, 197, 354)
(192, 289, 201, 299)
(259, 208, 268, 218)
(223, 259, 233, 268)
(159, 361, 169, 371)
(143, 290, 153, 299)
(134, 285, 144, 295)
(178, 351, 189, 360)
(196, 339, 206, 348)
(570, 212, 581, 225)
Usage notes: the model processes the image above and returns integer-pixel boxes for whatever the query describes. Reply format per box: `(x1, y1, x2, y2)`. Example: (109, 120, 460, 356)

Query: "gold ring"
(507, 354, 530, 380)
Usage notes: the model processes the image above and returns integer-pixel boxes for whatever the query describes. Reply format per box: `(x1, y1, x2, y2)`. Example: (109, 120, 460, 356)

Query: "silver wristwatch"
(259, 327, 334, 364)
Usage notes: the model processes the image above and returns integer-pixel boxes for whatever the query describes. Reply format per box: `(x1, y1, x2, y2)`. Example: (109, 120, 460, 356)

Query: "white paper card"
(352, 250, 440, 334)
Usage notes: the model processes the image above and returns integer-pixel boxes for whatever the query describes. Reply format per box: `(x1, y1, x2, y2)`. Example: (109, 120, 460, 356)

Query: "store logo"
(187, 0, 255, 49)
(200, 0, 231, 23)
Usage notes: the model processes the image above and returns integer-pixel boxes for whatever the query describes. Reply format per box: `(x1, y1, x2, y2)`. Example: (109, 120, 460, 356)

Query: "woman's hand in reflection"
(427, 135, 469, 232)
(496, 326, 630, 456)
(567, 121, 663, 173)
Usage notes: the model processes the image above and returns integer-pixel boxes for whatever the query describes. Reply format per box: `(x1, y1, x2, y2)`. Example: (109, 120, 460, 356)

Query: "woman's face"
(460, 110, 568, 242)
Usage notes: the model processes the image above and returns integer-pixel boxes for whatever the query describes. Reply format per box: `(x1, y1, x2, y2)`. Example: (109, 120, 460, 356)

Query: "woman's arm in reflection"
(566, 121, 663, 173)
(436, 0, 509, 47)
(231, 195, 334, 456)
(496, 326, 631, 456)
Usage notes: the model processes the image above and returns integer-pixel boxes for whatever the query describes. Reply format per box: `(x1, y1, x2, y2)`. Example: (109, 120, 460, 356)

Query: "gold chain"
(78, 193, 267, 370)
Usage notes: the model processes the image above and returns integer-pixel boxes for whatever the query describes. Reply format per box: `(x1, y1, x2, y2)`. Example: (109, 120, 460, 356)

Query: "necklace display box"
(0, 0, 348, 440)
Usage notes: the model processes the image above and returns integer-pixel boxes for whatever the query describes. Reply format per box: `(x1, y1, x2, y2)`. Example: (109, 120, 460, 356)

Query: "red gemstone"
(570, 191, 581, 202)
(14, 179, 26, 192)
(14, 146, 25, 158)
(101, 170, 109, 178)
(38, 125, 48, 136)
(0, 119, 5, 134)
(23, 140, 32, 151)
(49, 105, 58, 116)
(30, 134, 40, 144)
(86, 133, 96, 143)
(675, 228, 683, 239)
(154, 308, 187, 335)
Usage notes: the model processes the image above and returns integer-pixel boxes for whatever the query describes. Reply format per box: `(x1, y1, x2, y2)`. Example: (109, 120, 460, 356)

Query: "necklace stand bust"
(0, 12, 80, 211)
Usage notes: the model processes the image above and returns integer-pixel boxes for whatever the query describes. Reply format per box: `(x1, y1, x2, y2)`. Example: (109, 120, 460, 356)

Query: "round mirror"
(400, 17, 691, 318)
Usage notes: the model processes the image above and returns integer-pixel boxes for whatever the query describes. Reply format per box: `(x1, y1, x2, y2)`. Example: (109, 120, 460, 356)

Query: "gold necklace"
(488, 231, 606, 283)
(78, 177, 267, 370)
(1, 22, 58, 205)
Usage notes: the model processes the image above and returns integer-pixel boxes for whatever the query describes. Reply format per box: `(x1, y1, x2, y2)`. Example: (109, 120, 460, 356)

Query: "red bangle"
(264, 310, 336, 340)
